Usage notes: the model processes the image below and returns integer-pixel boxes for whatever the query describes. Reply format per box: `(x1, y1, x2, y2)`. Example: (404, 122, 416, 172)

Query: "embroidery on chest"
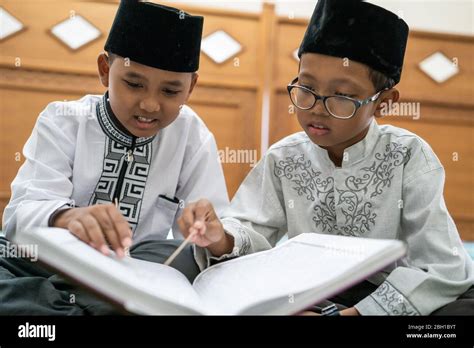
(89, 138, 153, 233)
(274, 142, 411, 236)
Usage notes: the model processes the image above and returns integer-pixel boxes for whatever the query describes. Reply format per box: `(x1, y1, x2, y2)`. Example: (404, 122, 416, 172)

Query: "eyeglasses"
(287, 77, 385, 119)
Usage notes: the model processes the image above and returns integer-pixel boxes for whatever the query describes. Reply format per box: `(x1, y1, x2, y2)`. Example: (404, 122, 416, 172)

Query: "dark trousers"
(0, 237, 200, 315)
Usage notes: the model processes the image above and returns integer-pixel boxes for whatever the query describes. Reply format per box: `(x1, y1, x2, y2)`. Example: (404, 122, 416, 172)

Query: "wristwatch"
(321, 303, 340, 316)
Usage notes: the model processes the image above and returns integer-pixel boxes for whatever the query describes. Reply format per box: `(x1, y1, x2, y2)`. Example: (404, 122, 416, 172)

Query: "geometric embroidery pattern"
(89, 95, 154, 233)
(88, 137, 152, 233)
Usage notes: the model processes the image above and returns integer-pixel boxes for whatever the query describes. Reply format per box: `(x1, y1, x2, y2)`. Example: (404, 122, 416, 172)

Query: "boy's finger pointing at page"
(106, 204, 132, 249)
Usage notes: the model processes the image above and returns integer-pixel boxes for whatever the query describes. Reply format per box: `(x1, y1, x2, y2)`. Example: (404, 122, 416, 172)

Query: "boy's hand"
(177, 199, 234, 257)
(340, 307, 360, 316)
(299, 307, 359, 316)
(51, 204, 132, 258)
(300, 307, 360, 316)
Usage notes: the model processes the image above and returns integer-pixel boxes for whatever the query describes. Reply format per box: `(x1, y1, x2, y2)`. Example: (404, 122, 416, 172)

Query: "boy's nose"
(310, 98, 328, 116)
(139, 98, 160, 113)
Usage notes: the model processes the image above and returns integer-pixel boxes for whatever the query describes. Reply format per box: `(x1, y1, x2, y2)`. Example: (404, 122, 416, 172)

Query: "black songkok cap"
(298, 0, 409, 84)
(105, 0, 204, 72)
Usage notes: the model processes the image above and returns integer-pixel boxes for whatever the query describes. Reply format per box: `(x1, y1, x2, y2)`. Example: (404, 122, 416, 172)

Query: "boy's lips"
(133, 115, 159, 130)
(307, 122, 331, 136)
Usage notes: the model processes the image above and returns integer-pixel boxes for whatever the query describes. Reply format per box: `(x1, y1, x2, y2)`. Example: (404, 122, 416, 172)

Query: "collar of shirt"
(96, 91, 156, 148)
(311, 118, 381, 169)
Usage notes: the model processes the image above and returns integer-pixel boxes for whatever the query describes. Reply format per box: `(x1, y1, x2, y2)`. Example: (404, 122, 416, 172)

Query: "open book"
(14, 228, 406, 315)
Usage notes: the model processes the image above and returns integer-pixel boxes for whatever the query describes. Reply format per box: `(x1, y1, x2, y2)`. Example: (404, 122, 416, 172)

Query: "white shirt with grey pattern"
(194, 119, 474, 315)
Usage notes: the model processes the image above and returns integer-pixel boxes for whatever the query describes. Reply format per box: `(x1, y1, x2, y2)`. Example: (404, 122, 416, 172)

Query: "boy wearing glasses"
(178, 0, 473, 316)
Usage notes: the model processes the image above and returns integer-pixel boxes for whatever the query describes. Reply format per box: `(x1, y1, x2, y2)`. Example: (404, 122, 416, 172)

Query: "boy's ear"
(97, 53, 110, 88)
(374, 87, 399, 118)
(184, 73, 199, 102)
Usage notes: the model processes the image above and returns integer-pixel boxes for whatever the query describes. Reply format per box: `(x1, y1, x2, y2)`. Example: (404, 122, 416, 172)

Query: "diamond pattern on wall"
(0, 6, 25, 41)
(50, 14, 101, 50)
(418, 52, 459, 83)
(201, 30, 242, 64)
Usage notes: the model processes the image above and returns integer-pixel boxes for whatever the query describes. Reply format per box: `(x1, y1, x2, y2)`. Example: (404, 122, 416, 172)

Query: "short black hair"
(368, 67, 395, 91)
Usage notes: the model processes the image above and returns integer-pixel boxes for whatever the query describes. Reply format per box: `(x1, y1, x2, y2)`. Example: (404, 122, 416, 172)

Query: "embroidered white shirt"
(3, 94, 229, 244)
(195, 119, 473, 315)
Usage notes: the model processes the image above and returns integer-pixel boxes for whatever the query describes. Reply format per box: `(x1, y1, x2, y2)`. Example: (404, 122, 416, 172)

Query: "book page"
(192, 233, 402, 314)
(20, 228, 206, 314)
(120, 258, 205, 313)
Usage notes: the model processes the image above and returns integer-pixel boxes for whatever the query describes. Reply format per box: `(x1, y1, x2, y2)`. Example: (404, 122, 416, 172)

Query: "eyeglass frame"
(287, 77, 387, 119)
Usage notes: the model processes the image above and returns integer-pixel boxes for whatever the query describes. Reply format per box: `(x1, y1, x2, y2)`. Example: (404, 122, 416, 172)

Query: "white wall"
(166, 0, 473, 36)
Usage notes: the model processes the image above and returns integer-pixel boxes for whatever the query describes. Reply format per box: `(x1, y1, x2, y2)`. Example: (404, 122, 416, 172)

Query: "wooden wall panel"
(399, 33, 474, 107)
(270, 91, 302, 145)
(0, 87, 95, 191)
(273, 19, 307, 92)
(0, 1, 115, 74)
(188, 87, 258, 197)
(269, 18, 307, 145)
(194, 13, 260, 87)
